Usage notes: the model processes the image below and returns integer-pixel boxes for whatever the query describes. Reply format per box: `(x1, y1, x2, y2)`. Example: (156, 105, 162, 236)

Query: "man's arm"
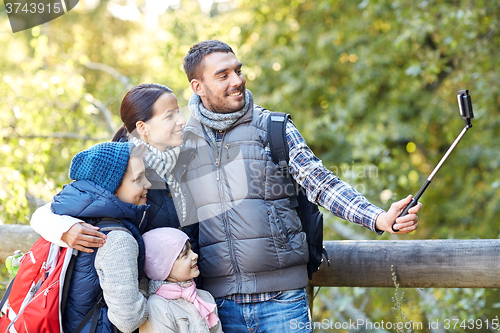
(285, 120, 421, 234)
(31, 202, 106, 252)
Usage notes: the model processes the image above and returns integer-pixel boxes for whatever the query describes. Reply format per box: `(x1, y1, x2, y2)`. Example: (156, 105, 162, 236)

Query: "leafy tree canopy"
(1, 0, 500, 328)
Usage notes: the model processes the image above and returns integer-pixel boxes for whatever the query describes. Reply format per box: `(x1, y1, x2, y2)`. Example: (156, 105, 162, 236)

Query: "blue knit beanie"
(69, 142, 132, 194)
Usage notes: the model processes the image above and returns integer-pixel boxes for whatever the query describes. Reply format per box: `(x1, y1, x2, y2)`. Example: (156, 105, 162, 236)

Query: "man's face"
(193, 52, 246, 114)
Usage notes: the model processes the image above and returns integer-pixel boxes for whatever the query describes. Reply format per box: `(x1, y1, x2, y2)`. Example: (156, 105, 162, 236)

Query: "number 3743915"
(5, 1, 62, 14)
(443, 318, 499, 330)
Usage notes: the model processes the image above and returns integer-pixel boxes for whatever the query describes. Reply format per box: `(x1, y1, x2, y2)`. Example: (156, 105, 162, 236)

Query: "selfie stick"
(392, 90, 474, 232)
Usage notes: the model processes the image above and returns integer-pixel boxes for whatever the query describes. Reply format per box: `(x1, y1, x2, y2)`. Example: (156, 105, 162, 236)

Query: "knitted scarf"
(155, 280, 219, 328)
(128, 136, 186, 222)
(189, 89, 254, 142)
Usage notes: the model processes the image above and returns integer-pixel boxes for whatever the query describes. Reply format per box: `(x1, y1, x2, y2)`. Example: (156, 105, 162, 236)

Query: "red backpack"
(1, 219, 129, 333)
(0, 237, 74, 333)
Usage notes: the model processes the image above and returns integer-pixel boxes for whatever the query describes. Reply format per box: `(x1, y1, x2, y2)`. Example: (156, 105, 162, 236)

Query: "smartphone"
(457, 90, 474, 124)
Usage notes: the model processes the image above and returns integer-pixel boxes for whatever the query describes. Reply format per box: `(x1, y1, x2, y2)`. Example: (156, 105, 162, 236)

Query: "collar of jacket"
(184, 104, 255, 139)
(171, 146, 196, 181)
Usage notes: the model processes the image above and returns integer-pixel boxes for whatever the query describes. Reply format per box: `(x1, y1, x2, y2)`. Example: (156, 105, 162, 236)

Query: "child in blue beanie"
(50, 141, 152, 333)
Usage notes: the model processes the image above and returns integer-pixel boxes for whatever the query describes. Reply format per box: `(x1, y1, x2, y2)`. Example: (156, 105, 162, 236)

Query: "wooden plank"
(0, 225, 40, 263)
(310, 240, 500, 288)
(306, 283, 314, 311)
(1, 226, 500, 289)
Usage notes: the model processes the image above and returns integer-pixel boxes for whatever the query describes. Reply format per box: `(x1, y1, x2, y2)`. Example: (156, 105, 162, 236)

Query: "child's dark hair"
(183, 40, 234, 82)
(112, 83, 173, 142)
(177, 240, 192, 259)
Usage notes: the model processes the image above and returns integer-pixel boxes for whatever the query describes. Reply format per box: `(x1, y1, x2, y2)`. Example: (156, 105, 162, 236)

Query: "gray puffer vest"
(183, 106, 308, 298)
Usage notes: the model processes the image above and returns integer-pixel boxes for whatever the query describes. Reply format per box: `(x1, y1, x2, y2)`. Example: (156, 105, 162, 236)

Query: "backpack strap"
(267, 111, 329, 280)
(61, 249, 77, 317)
(268, 112, 291, 169)
(267, 112, 298, 207)
(97, 218, 132, 235)
(73, 291, 105, 333)
(0, 277, 15, 312)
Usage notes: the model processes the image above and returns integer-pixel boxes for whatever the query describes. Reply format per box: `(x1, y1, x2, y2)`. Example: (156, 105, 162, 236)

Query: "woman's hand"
(61, 222, 107, 253)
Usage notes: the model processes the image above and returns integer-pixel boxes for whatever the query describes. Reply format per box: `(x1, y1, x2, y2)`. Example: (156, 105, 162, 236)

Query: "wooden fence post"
(306, 283, 314, 312)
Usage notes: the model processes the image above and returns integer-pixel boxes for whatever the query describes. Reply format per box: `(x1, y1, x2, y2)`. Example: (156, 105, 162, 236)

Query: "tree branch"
(84, 93, 119, 133)
(82, 61, 133, 90)
(8, 133, 110, 141)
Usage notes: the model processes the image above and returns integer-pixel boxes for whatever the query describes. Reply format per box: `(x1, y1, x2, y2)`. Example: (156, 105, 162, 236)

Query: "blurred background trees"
(1, 0, 499, 331)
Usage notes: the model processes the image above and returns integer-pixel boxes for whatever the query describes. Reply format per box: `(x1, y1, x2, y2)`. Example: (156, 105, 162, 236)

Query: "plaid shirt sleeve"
(286, 120, 384, 233)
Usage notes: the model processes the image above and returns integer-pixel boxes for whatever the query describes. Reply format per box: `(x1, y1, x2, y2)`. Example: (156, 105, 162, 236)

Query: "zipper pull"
(138, 210, 147, 231)
(42, 289, 49, 308)
(225, 144, 230, 159)
(41, 262, 47, 282)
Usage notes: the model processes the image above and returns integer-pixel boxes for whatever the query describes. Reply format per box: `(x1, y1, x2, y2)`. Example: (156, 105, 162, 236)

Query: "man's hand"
(61, 222, 107, 253)
(375, 195, 422, 234)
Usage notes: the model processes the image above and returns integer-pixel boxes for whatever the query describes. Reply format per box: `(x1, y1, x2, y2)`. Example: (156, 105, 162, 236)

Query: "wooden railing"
(0, 225, 40, 264)
(311, 239, 500, 288)
(2, 224, 500, 307)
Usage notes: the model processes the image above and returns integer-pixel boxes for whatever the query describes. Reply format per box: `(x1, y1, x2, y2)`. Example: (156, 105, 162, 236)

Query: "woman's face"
(115, 156, 151, 206)
(142, 93, 186, 151)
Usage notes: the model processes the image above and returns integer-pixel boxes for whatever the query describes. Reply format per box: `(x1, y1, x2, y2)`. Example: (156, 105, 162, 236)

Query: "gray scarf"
(189, 89, 253, 141)
(128, 136, 186, 223)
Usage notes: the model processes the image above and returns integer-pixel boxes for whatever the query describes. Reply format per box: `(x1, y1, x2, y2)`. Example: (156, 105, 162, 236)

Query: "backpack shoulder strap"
(267, 111, 330, 280)
(0, 276, 15, 312)
(267, 112, 291, 172)
(73, 291, 105, 333)
(61, 250, 77, 317)
(96, 218, 132, 235)
(267, 112, 298, 207)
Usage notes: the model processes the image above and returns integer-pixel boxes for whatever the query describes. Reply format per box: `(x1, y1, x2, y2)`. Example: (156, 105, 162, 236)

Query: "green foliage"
(0, 264, 8, 300)
(0, 0, 237, 224)
(236, 0, 500, 239)
(1, 0, 499, 326)
(391, 266, 413, 333)
(2, 0, 498, 234)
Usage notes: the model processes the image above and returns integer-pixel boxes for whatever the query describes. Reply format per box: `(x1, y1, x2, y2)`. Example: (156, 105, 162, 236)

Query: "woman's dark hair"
(112, 83, 173, 142)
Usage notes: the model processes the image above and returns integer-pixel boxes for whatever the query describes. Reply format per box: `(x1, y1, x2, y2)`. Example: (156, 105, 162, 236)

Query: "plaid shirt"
(285, 120, 384, 232)
(212, 119, 384, 303)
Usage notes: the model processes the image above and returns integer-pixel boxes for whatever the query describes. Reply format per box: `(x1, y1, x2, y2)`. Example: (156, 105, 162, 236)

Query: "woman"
(113, 83, 198, 251)
(31, 83, 198, 254)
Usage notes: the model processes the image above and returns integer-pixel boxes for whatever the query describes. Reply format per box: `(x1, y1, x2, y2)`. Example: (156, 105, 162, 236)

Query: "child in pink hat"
(140, 227, 222, 333)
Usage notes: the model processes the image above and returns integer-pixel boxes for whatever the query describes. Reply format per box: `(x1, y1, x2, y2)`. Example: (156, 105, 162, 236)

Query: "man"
(181, 40, 422, 332)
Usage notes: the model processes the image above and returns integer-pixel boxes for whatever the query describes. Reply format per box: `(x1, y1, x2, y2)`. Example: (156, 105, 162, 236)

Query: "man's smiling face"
(193, 52, 246, 114)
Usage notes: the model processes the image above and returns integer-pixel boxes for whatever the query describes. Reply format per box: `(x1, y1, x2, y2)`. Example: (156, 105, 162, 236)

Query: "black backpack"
(267, 111, 330, 280)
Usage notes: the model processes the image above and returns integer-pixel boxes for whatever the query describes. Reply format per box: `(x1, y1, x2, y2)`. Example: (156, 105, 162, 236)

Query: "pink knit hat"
(143, 227, 189, 281)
